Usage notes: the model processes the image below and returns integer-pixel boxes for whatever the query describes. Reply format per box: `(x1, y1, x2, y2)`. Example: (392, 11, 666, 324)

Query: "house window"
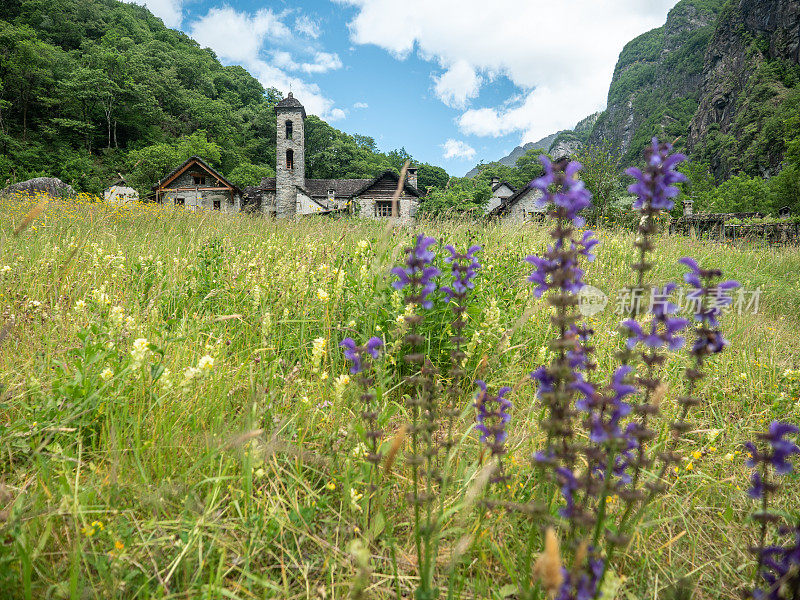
(285, 119, 293, 139)
(375, 200, 393, 217)
(213, 199, 221, 210)
(175, 197, 185, 206)
(327, 189, 335, 203)
(286, 149, 294, 170)
(192, 174, 205, 185)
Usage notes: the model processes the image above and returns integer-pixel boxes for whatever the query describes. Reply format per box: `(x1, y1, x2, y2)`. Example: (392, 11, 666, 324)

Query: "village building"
(245, 93, 420, 221)
(489, 183, 545, 222)
(104, 176, 139, 203)
(485, 177, 517, 214)
(152, 156, 242, 212)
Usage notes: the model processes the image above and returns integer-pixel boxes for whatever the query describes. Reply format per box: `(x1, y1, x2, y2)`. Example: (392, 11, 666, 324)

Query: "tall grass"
(0, 193, 799, 599)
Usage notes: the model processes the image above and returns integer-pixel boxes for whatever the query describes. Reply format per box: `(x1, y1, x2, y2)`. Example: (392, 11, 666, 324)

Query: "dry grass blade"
(13, 198, 48, 235)
(391, 159, 410, 220)
(383, 424, 408, 475)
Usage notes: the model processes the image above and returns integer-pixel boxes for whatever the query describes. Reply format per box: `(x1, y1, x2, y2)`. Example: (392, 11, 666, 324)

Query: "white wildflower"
(109, 306, 124, 328)
(198, 355, 215, 373)
(317, 288, 329, 302)
(100, 368, 114, 382)
(74, 299, 86, 311)
(131, 338, 149, 364)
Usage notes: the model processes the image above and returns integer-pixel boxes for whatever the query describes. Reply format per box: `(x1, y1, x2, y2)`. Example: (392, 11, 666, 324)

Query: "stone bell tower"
(275, 92, 306, 219)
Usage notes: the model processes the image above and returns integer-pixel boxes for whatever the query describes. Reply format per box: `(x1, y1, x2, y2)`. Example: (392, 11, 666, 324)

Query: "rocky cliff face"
(587, 0, 726, 162)
(688, 0, 800, 177)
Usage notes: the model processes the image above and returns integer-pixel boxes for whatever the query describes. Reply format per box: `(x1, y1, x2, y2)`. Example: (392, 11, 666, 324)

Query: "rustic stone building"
(152, 156, 242, 212)
(485, 177, 517, 214)
(245, 93, 420, 221)
(488, 183, 545, 222)
(104, 176, 139, 204)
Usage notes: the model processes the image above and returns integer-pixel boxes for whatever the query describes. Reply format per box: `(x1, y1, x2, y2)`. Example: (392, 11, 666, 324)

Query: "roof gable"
(492, 181, 517, 193)
(154, 156, 239, 192)
(490, 184, 542, 216)
(352, 170, 420, 198)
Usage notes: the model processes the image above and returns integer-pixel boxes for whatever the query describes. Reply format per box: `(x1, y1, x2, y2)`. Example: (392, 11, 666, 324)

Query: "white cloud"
(295, 15, 321, 39)
(353, 102, 369, 109)
(442, 139, 477, 160)
(337, 0, 679, 142)
(433, 60, 481, 108)
(189, 7, 344, 121)
(125, 0, 183, 28)
(190, 7, 290, 65)
(272, 50, 343, 74)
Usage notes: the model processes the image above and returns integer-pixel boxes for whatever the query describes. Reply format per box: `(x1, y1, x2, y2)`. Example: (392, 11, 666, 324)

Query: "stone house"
(485, 177, 517, 214)
(245, 93, 420, 221)
(489, 184, 545, 222)
(104, 176, 139, 203)
(152, 156, 242, 212)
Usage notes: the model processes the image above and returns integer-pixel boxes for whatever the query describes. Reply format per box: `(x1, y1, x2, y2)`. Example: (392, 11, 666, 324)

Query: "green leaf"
(498, 584, 517, 598)
(150, 363, 165, 382)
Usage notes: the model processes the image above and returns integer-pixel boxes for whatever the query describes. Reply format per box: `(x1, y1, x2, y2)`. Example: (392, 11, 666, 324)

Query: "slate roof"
(489, 184, 538, 216)
(303, 178, 372, 197)
(152, 156, 240, 193)
(492, 181, 517, 193)
(275, 92, 307, 118)
(252, 172, 419, 199)
(352, 170, 420, 198)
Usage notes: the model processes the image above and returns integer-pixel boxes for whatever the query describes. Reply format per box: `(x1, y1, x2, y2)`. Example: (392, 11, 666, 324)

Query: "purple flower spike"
(474, 380, 512, 457)
(623, 284, 688, 351)
(531, 156, 593, 227)
(625, 137, 686, 212)
(441, 244, 481, 303)
(392, 234, 440, 309)
(765, 421, 800, 474)
(679, 257, 740, 355)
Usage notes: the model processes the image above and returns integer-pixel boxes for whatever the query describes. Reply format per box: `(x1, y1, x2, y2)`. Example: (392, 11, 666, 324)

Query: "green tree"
(226, 163, 275, 189)
(418, 177, 490, 217)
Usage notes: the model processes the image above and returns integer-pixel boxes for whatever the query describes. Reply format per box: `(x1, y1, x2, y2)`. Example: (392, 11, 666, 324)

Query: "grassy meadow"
(1, 193, 799, 599)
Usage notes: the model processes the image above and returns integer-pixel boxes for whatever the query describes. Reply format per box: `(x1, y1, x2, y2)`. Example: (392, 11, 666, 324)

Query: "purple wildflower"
(474, 380, 512, 456)
(587, 366, 635, 444)
(340, 336, 384, 375)
(531, 156, 593, 227)
(441, 244, 481, 302)
(679, 257, 739, 356)
(625, 138, 686, 212)
(555, 553, 604, 600)
(622, 284, 688, 351)
(391, 234, 440, 309)
(752, 523, 800, 600)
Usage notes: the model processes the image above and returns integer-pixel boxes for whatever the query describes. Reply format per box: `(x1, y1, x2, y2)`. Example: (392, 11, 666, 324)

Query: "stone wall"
(358, 194, 417, 223)
(104, 186, 139, 204)
(163, 172, 240, 213)
(501, 188, 545, 223)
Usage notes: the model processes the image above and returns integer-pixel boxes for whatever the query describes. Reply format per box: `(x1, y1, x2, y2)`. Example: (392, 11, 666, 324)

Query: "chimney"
(490, 176, 500, 189)
(683, 198, 694, 216)
(407, 166, 418, 189)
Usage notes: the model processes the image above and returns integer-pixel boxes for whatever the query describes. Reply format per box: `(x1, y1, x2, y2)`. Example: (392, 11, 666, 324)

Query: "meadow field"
(1, 193, 799, 599)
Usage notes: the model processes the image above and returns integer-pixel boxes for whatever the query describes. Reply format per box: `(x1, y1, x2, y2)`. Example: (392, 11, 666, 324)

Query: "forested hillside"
(0, 0, 448, 194)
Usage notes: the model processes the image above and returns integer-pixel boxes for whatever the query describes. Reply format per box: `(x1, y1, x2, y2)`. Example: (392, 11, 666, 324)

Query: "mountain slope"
(587, 0, 727, 163)
(688, 0, 800, 178)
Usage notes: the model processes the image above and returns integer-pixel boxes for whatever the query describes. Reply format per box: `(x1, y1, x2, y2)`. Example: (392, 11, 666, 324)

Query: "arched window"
(286, 149, 294, 170)
(285, 119, 293, 139)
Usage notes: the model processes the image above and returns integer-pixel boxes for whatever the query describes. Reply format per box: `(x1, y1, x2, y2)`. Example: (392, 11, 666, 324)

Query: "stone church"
(245, 93, 420, 221)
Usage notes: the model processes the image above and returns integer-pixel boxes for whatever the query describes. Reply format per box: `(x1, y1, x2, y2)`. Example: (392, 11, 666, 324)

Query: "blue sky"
(130, 0, 681, 176)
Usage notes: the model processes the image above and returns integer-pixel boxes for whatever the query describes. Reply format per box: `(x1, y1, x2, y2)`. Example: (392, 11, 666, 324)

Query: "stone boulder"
(0, 177, 76, 199)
